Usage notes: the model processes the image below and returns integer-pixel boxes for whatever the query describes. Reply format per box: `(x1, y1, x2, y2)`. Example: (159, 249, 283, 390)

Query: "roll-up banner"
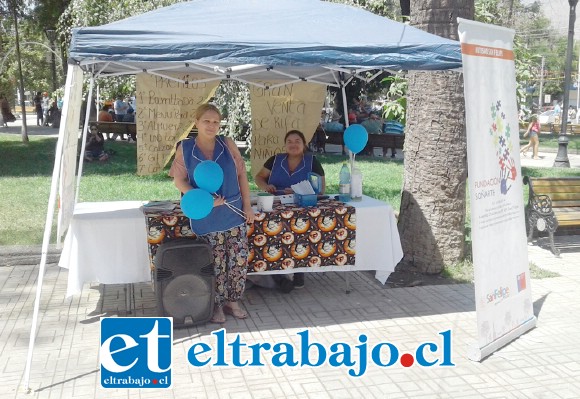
(458, 18, 536, 361)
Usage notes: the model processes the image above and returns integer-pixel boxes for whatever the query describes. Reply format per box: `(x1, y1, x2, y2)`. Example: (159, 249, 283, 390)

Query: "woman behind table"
(170, 103, 254, 324)
(520, 115, 540, 160)
(254, 130, 326, 290)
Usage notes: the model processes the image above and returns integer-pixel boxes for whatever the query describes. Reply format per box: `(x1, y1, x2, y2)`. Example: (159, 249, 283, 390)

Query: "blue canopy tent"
(68, 0, 461, 83)
(24, 0, 463, 391)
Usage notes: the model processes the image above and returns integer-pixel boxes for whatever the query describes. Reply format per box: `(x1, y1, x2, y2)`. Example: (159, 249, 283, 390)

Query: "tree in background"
(397, 0, 474, 274)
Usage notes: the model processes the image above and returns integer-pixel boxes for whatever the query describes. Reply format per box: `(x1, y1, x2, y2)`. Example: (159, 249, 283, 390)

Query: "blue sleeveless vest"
(268, 153, 313, 191)
(181, 136, 244, 235)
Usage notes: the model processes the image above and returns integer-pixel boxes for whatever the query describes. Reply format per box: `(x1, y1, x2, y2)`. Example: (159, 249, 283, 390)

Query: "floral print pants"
(201, 224, 249, 307)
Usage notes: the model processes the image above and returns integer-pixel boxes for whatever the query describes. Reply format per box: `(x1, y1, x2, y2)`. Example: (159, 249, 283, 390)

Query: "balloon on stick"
(343, 124, 369, 154)
(194, 160, 224, 193)
(181, 189, 214, 220)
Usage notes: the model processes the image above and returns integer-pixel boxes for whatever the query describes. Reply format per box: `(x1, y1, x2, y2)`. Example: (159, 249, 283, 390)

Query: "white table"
(59, 196, 403, 296)
(59, 201, 151, 297)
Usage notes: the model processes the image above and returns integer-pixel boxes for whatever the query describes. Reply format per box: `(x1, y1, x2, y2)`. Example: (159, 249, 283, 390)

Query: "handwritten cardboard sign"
(135, 73, 219, 175)
(249, 81, 326, 177)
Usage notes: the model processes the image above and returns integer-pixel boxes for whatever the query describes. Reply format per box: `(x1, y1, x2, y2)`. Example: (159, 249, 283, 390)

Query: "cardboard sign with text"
(135, 73, 219, 175)
(249, 82, 326, 177)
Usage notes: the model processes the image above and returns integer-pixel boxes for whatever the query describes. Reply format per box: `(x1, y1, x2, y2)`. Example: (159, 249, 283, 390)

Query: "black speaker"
(154, 238, 215, 328)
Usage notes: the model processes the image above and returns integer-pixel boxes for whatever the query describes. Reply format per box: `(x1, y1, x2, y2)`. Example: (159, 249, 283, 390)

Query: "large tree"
(397, 1, 474, 274)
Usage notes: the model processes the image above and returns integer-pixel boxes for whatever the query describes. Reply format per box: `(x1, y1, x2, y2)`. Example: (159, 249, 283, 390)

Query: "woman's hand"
(283, 187, 294, 194)
(264, 184, 277, 194)
(213, 195, 226, 207)
(243, 203, 255, 224)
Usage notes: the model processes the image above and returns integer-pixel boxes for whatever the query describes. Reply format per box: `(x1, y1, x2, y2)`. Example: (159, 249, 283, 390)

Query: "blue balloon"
(343, 124, 369, 154)
(194, 160, 224, 193)
(181, 189, 214, 220)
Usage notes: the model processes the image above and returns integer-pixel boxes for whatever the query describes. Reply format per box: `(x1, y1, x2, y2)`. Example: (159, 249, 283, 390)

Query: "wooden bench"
(523, 176, 580, 255)
(90, 121, 136, 141)
(519, 121, 580, 135)
(325, 131, 405, 157)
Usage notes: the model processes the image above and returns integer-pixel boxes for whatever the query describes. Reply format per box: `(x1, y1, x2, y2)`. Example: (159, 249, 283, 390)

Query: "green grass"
(519, 133, 580, 153)
(441, 260, 561, 283)
(0, 133, 576, 252)
(0, 135, 404, 245)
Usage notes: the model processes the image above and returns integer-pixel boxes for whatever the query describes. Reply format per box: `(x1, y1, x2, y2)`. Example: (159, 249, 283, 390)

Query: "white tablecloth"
(59, 201, 150, 297)
(59, 196, 403, 296)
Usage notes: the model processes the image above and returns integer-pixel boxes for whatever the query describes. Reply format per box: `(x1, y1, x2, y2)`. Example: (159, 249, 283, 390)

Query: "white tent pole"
(75, 77, 95, 203)
(340, 77, 354, 166)
(22, 65, 77, 393)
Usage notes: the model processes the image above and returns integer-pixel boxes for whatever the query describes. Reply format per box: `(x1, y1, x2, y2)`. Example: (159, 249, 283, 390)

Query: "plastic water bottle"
(338, 162, 351, 202)
(350, 167, 363, 201)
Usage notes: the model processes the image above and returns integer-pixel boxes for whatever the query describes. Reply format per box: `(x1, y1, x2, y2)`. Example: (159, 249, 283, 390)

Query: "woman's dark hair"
(284, 130, 307, 147)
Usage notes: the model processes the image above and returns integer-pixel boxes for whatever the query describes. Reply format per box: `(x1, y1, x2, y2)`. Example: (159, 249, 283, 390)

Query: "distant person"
(84, 124, 109, 162)
(123, 107, 135, 123)
(97, 104, 116, 140)
(98, 105, 113, 122)
(554, 101, 561, 117)
(568, 106, 576, 122)
(123, 108, 137, 142)
(33, 92, 43, 126)
(47, 101, 60, 127)
(347, 108, 357, 125)
(0, 94, 15, 127)
(42, 92, 50, 126)
(114, 95, 129, 122)
(521, 115, 540, 160)
(361, 112, 383, 134)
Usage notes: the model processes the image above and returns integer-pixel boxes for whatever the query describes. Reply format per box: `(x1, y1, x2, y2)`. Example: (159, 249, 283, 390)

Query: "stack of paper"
(291, 180, 316, 195)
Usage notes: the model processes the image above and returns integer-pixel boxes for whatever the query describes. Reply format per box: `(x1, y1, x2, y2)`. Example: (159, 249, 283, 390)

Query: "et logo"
(100, 317, 172, 389)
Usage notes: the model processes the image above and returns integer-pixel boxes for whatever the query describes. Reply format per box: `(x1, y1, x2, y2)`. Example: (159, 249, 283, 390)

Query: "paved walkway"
(0, 233, 579, 398)
(2, 117, 579, 398)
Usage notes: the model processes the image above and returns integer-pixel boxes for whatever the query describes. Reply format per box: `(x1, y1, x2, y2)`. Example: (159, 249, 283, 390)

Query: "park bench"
(519, 122, 580, 135)
(523, 176, 580, 255)
(325, 131, 405, 157)
(90, 121, 136, 141)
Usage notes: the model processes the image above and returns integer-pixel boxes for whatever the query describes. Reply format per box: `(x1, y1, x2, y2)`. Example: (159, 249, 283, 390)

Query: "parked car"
(14, 100, 36, 117)
(538, 109, 558, 124)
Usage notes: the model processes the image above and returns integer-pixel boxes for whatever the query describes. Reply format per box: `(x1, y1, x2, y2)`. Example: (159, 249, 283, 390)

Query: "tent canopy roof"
(69, 0, 462, 84)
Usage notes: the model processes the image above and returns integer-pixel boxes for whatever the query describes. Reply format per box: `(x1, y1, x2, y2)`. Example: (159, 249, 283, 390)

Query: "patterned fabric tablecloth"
(143, 199, 356, 273)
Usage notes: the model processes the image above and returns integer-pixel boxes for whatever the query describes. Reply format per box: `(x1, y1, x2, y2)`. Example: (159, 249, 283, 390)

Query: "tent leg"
(340, 81, 352, 161)
(22, 65, 78, 392)
(345, 272, 351, 294)
(124, 283, 135, 315)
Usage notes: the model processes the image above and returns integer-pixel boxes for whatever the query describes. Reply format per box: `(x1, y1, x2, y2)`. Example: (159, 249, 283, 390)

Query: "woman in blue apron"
(255, 130, 326, 195)
(171, 103, 254, 324)
(254, 130, 326, 290)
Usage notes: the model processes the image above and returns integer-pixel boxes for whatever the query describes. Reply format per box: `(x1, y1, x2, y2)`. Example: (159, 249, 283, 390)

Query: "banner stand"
(467, 317, 536, 361)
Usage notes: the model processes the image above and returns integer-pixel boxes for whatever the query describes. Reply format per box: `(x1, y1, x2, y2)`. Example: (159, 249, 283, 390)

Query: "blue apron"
(181, 136, 244, 235)
(268, 153, 314, 191)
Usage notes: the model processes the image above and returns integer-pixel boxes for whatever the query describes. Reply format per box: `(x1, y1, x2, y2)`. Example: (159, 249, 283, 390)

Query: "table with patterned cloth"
(59, 196, 402, 296)
(143, 199, 356, 274)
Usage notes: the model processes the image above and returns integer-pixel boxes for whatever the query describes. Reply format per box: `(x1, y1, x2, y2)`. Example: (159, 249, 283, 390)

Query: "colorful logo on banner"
(489, 100, 517, 195)
(100, 317, 172, 388)
(517, 272, 527, 292)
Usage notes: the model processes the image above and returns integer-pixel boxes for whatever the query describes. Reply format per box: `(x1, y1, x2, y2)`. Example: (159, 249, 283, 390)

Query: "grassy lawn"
(0, 134, 403, 245)
(519, 132, 580, 153)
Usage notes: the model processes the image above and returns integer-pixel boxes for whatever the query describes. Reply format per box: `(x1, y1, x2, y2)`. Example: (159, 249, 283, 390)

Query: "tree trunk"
(398, 1, 474, 274)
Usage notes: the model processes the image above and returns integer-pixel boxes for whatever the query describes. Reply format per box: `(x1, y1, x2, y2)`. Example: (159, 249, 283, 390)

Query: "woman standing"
(254, 130, 326, 290)
(521, 115, 540, 160)
(170, 103, 254, 323)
